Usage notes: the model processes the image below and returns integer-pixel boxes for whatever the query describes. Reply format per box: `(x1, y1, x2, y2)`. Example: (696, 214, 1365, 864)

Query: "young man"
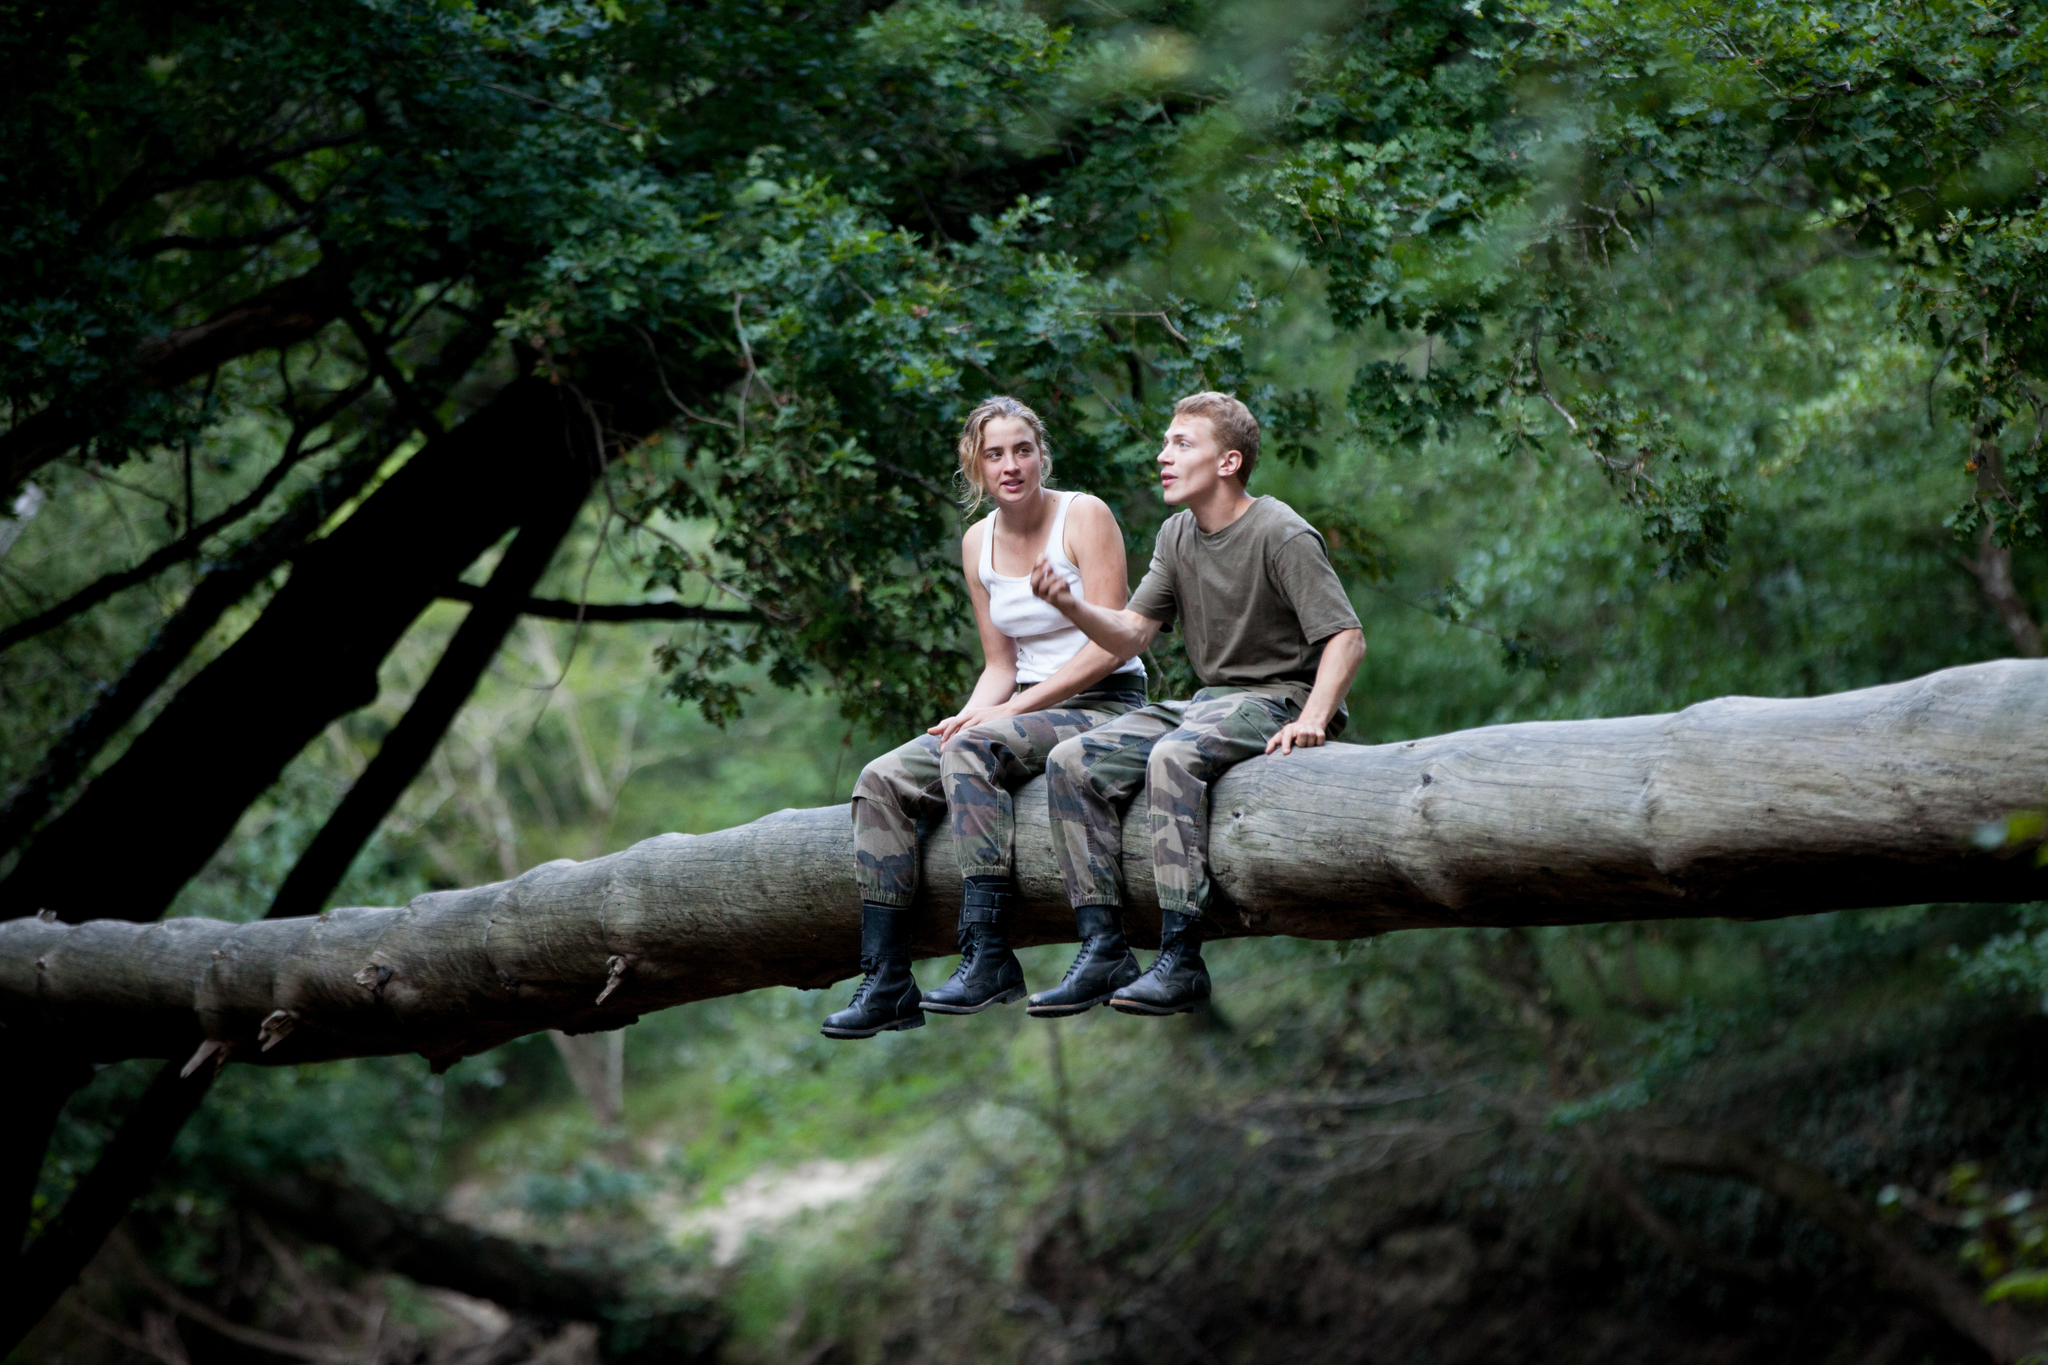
(1025, 391, 1366, 1016)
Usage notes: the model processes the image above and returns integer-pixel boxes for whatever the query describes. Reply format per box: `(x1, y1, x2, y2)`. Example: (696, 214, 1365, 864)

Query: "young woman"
(823, 397, 1147, 1039)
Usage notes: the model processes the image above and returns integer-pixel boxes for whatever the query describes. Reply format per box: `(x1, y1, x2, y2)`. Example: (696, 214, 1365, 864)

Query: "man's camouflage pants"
(850, 685, 1145, 907)
(1045, 683, 1324, 919)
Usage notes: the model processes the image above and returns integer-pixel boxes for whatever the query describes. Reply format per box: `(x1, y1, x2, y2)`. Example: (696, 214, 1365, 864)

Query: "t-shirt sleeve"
(1273, 530, 1362, 644)
(1125, 530, 1179, 626)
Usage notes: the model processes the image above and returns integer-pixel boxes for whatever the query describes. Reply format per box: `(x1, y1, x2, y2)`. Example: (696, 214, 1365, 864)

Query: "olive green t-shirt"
(1126, 496, 1362, 690)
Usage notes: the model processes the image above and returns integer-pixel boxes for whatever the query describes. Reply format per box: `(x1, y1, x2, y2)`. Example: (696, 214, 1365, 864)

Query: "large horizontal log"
(4, 660, 2043, 1068)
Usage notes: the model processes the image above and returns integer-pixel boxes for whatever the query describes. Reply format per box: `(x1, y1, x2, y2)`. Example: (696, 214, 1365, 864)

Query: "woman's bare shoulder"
(1065, 492, 1122, 533)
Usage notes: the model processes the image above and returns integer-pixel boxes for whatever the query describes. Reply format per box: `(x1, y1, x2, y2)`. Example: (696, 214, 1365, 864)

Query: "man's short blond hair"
(1174, 391, 1260, 485)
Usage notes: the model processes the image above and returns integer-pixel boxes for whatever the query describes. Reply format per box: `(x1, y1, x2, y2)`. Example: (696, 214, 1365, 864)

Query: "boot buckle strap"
(961, 885, 1010, 923)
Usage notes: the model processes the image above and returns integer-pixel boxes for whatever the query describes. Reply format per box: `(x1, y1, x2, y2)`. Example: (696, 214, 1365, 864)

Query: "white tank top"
(978, 492, 1145, 687)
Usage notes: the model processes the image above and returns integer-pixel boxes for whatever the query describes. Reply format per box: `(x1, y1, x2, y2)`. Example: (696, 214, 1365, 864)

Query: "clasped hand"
(1027, 554, 1073, 610)
(929, 704, 1011, 743)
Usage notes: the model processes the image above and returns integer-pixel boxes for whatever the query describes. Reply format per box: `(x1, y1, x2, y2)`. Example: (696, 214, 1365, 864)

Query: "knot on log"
(595, 954, 634, 1005)
(179, 1039, 232, 1078)
(258, 1008, 299, 1052)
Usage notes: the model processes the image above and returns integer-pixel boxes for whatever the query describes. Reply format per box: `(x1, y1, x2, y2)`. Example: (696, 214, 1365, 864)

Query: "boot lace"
(1055, 934, 1102, 986)
(1149, 936, 1184, 976)
(949, 926, 981, 977)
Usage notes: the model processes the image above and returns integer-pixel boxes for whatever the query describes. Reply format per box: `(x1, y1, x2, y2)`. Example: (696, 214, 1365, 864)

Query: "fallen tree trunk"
(233, 1169, 722, 1357)
(4, 659, 2043, 1069)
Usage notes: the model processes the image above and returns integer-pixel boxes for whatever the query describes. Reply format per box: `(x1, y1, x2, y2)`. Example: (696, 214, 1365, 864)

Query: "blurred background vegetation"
(9, 0, 2048, 1360)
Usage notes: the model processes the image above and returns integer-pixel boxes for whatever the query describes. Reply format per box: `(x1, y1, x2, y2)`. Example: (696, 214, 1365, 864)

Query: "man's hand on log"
(1267, 717, 1328, 756)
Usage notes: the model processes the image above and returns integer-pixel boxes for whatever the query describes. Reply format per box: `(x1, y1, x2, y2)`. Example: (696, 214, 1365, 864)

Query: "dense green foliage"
(9, 0, 2048, 1360)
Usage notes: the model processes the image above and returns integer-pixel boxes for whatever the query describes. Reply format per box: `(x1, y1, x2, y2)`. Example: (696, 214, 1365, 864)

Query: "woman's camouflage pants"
(1044, 683, 1323, 920)
(850, 686, 1145, 907)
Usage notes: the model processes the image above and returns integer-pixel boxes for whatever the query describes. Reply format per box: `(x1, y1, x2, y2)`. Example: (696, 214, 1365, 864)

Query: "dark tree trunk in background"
(266, 470, 597, 919)
(0, 376, 603, 924)
(0, 317, 501, 860)
(0, 441, 391, 858)
(0, 466, 596, 1353)
(0, 1059, 218, 1345)
(3, 1052, 92, 1261)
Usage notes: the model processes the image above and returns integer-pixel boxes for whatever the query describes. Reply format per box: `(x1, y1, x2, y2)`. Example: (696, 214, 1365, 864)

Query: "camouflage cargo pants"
(850, 685, 1145, 907)
(1044, 683, 1323, 919)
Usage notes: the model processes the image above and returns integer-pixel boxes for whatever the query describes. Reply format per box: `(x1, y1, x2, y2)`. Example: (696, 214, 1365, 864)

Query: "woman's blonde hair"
(954, 395, 1053, 515)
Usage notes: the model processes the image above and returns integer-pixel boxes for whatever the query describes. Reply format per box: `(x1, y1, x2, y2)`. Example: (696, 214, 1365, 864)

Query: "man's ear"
(1218, 448, 1244, 480)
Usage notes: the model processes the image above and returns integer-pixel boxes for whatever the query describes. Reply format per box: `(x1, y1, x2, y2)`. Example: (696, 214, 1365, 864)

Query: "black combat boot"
(920, 877, 1027, 1014)
(821, 903, 925, 1039)
(1109, 909, 1211, 1015)
(1027, 904, 1142, 1017)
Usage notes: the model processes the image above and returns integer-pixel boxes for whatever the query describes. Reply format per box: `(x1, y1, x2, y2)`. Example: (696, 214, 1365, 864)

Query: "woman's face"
(979, 416, 1044, 508)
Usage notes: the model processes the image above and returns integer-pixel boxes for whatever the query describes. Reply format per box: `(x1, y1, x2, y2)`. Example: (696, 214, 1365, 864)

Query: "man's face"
(1157, 414, 1241, 506)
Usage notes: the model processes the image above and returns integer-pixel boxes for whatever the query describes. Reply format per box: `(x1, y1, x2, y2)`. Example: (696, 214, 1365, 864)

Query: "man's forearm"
(1298, 629, 1366, 727)
(1009, 642, 1126, 715)
(1060, 598, 1157, 662)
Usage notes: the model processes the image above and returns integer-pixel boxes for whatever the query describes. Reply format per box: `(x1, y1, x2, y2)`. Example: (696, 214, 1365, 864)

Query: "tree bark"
(0, 376, 602, 923)
(1963, 440, 2045, 658)
(1626, 1128, 2043, 1362)
(2, 659, 2042, 1070)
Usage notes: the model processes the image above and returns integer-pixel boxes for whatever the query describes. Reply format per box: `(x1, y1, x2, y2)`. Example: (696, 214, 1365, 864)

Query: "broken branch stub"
(3, 660, 2044, 1069)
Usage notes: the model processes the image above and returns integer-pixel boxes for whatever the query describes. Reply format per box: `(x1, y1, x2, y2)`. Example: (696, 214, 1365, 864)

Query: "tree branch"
(0, 378, 606, 922)
(2, 1052, 93, 1270)
(1623, 1128, 2045, 1362)
(0, 438, 390, 858)
(0, 379, 371, 655)
(1, 261, 353, 490)
(1591, 1160, 1781, 1284)
(0, 317, 500, 861)
(437, 582, 756, 623)
(3, 660, 2042, 1069)
(342, 311, 444, 440)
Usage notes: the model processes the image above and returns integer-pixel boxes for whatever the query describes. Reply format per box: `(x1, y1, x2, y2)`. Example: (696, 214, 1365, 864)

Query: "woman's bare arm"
(929, 520, 1019, 737)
